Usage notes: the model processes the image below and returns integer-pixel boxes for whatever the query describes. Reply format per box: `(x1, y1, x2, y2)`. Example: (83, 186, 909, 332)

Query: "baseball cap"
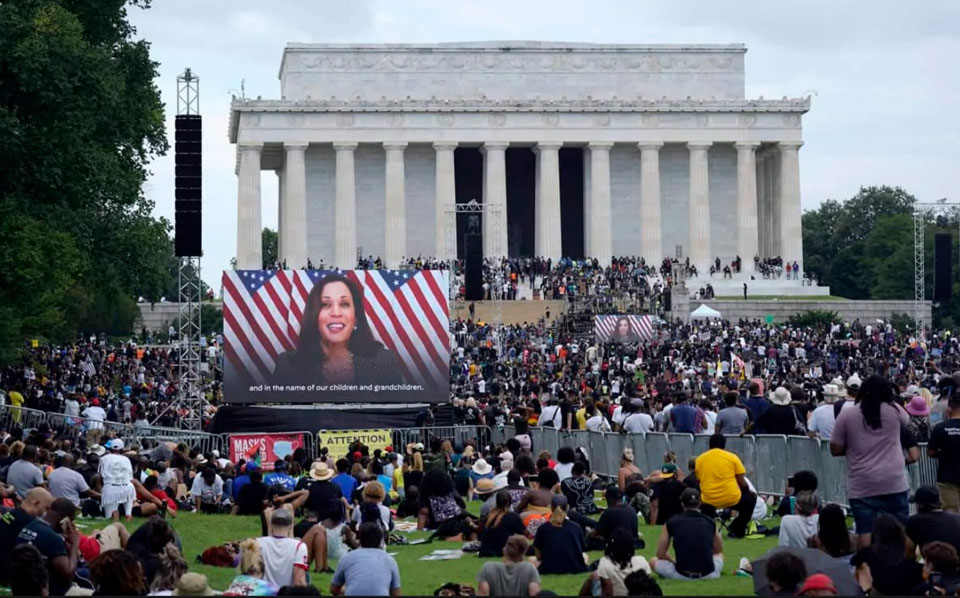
(551, 494, 569, 509)
(910, 485, 942, 507)
(680, 487, 700, 507)
(660, 463, 678, 478)
(798, 574, 836, 596)
(845, 373, 862, 389)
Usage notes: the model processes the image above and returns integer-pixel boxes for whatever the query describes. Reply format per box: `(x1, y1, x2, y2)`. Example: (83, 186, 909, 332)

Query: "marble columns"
(587, 142, 613, 265)
(687, 143, 712, 272)
(236, 142, 263, 270)
(281, 142, 308, 268)
(433, 142, 458, 260)
(535, 142, 563, 260)
(383, 142, 407, 268)
(482, 142, 508, 259)
(639, 143, 663, 265)
(333, 142, 358, 269)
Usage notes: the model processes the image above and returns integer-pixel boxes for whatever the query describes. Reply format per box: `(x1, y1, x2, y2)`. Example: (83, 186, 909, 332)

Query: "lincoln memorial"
(230, 42, 809, 283)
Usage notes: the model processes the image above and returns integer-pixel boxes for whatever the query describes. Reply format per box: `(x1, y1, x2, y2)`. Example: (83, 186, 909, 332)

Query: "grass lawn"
(69, 505, 780, 596)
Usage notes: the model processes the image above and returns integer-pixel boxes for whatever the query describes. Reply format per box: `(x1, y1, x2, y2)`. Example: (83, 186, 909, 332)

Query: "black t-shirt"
(756, 405, 799, 435)
(851, 547, 923, 597)
(235, 481, 269, 515)
(906, 511, 960, 554)
(18, 519, 69, 596)
(596, 504, 638, 540)
(929, 420, 960, 484)
(306, 480, 343, 523)
(665, 510, 717, 577)
(651, 479, 686, 525)
(479, 511, 526, 557)
(533, 520, 588, 574)
(0, 508, 33, 582)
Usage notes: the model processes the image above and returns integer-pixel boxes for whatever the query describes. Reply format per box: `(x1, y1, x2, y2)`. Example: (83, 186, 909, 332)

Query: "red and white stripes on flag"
(222, 269, 450, 391)
(594, 315, 656, 342)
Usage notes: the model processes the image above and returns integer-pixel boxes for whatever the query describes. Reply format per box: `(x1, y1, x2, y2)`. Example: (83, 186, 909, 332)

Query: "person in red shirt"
(143, 476, 177, 517)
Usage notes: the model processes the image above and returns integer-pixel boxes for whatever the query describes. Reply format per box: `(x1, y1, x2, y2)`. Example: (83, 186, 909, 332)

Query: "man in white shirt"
(258, 508, 309, 588)
(537, 400, 563, 429)
(81, 399, 106, 446)
(808, 384, 841, 441)
(99, 439, 135, 521)
(190, 468, 224, 514)
(622, 402, 655, 434)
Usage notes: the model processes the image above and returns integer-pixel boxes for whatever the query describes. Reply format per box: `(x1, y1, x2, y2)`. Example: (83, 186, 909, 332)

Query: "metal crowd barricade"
(818, 441, 848, 506)
(753, 435, 789, 497)
(786, 435, 822, 479)
(0, 404, 48, 431)
(635, 432, 670, 475)
(588, 431, 613, 477)
(130, 425, 224, 455)
(667, 433, 695, 473)
(391, 425, 492, 453)
(540, 427, 561, 457)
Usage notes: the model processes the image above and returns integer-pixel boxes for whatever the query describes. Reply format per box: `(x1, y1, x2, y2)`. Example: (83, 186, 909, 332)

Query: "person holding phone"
(16, 498, 79, 596)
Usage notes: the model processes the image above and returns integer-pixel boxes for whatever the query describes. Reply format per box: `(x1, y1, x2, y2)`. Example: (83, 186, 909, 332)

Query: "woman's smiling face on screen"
(317, 281, 356, 346)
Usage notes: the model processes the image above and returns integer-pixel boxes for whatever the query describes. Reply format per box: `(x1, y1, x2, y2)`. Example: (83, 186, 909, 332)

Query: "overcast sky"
(129, 0, 960, 288)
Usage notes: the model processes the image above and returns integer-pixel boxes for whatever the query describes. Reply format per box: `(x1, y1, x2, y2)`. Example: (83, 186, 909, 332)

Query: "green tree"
(0, 0, 168, 361)
(262, 228, 278, 269)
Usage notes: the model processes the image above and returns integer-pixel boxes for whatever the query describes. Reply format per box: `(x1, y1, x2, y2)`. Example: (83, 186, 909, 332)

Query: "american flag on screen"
(594, 315, 657, 342)
(222, 269, 450, 389)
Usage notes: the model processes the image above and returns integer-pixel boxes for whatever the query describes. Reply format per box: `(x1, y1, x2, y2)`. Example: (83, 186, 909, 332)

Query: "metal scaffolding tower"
(446, 199, 505, 354)
(169, 68, 205, 430)
(913, 201, 958, 332)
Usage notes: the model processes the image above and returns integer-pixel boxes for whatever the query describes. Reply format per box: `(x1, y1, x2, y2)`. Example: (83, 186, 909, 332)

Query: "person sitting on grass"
(476, 534, 541, 596)
(913, 541, 960, 596)
(350, 481, 393, 532)
(778, 491, 820, 548)
(595, 485, 642, 548)
(807, 503, 855, 567)
(417, 468, 476, 541)
(533, 494, 588, 575)
(561, 461, 598, 515)
(224, 537, 281, 596)
(763, 551, 808, 596)
(8, 544, 49, 597)
(296, 506, 358, 574)
(650, 488, 724, 581)
(581, 527, 652, 596)
(850, 513, 922, 596)
(478, 490, 527, 558)
(621, 569, 663, 597)
(148, 544, 189, 595)
(257, 508, 309, 588)
(88, 549, 149, 596)
(330, 522, 401, 596)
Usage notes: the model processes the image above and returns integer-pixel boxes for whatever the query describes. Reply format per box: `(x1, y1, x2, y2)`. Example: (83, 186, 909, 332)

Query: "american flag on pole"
(222, 269, 450, 396)
(594, 315, 657, 343)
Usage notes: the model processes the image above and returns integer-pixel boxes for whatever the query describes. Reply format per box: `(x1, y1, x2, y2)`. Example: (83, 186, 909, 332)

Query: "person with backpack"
(537, 398, 563, 429)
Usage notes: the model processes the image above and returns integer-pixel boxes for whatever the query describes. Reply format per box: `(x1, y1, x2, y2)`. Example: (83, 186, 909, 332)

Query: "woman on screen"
(612, 316, 640, 344)
(272, 273, 404, 386)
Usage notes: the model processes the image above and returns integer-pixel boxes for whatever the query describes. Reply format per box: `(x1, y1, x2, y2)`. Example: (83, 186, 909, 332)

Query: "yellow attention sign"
(316, 429, 393, 459)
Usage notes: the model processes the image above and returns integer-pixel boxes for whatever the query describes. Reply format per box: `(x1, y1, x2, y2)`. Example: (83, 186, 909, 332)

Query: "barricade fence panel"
(0, 401, 947, 509)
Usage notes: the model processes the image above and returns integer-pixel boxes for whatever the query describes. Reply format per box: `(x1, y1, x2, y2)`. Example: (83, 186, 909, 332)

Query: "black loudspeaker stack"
(934, 233, 953, 303)
(175, 114, 202, 257)
(464, 234, 483, 301)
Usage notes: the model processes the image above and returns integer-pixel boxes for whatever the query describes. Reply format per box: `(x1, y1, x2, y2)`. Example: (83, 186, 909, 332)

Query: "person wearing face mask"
(271, 274, 404, 393)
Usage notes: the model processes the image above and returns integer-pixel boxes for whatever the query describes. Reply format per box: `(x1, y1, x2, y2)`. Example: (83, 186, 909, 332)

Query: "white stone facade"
(230, 42, 809, 272)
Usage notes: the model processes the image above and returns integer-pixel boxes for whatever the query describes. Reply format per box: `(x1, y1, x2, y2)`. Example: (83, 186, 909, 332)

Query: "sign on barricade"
(318, 429, 393, 459)
(229, 433, 305, 470)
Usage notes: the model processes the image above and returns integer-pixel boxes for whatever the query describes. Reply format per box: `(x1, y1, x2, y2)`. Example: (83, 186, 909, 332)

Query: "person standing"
(694, 434, 757, 538)
(831, 375, 911, 546)
(928, 394, 960, 513)
(715, 392, 749, 435)
(808, 384, 841, 441)
(743, 381, 770, 431)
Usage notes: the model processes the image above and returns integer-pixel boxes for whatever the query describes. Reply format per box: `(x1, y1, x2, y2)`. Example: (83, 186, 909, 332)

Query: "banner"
(222, 269, 450, 404)
(317, 429, 393, 459)
(594, 315, 656, 343)
(228, 433, 304, 470)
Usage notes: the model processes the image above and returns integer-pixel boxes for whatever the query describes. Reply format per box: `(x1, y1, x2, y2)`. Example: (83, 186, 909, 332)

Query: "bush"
(889, 312, 915, 333)
(788, 310, 840, 329)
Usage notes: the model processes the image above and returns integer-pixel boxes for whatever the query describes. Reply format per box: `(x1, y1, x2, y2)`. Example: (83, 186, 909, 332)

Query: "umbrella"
(752, 547, 858, 596)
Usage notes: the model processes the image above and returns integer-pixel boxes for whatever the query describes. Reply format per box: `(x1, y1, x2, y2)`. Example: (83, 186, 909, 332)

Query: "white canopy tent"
(691, 304, 722, 320)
